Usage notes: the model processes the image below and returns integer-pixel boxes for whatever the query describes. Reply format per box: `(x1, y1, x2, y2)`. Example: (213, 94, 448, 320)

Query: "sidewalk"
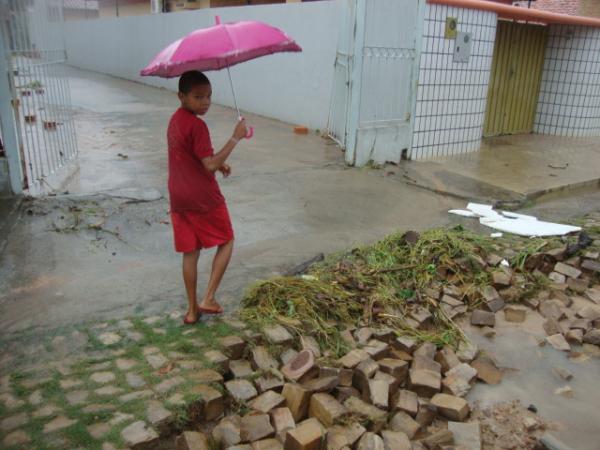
(402, 133, 600, 205)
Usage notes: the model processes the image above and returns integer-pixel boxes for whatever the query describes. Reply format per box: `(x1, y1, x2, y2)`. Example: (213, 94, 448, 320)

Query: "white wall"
(411, 4, 497, 160)
(535, 24, 600, 137)
(62, 1, 340, 130)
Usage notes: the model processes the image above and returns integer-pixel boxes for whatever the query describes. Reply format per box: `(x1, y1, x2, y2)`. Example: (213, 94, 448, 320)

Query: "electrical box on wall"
(445, 17, 458, 39)
(454, 32, 472, 63)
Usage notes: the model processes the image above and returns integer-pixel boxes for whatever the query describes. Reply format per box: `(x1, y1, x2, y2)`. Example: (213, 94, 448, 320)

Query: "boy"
(167, 70, 247, 324)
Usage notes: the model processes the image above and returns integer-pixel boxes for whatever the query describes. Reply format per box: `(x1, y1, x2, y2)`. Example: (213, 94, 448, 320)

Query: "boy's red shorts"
(170, 203, 234, 253)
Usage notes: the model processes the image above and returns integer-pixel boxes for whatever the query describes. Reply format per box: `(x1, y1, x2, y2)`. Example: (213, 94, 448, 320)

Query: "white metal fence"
(0, 0, 77, 191)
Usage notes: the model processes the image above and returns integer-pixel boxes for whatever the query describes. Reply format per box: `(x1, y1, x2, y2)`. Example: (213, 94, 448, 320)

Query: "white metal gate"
(0, 0, 77, 191)
(327, 0, 421, 166)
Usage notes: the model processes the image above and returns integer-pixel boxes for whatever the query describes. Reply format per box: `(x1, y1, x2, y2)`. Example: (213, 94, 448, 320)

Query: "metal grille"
(1, 0, 77, 191)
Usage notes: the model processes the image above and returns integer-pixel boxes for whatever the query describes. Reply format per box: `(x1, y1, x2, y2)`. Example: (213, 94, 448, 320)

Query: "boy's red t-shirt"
(167, 108, 225, 213)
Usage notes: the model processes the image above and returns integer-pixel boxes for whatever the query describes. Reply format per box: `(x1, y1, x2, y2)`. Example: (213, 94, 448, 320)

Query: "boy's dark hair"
(178, 71, 210, 94)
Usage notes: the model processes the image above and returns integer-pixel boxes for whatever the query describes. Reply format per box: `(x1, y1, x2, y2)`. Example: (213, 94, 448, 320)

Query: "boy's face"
(179, 83, 212, 115)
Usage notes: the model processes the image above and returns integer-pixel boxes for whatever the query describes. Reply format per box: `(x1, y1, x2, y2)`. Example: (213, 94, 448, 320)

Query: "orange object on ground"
(294, 126, 309, 135)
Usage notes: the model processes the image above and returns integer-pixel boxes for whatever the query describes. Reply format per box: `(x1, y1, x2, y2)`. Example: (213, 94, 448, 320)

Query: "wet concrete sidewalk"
(0, 67, 463, 335)
(402, 134, 600, 204)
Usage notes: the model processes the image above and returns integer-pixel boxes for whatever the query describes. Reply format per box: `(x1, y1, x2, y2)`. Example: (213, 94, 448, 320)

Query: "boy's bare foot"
(198, 299, 223, 315)
(183, 308, 200, 324)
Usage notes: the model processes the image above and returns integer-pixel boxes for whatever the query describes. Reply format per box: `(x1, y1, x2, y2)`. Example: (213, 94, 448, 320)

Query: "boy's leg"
(199, 239, 234, 311)
(182, 250, 201, 321)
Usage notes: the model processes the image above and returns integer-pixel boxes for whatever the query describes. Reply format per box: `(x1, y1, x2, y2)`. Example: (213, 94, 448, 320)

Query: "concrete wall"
(0, 159, 10, 196)
(410, 3, 497, 160)
(62, 1, 340, 130)
(534, 24, 600, 137)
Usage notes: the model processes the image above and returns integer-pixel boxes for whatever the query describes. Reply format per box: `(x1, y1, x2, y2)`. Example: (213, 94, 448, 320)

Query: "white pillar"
(0, 30, 24, 194)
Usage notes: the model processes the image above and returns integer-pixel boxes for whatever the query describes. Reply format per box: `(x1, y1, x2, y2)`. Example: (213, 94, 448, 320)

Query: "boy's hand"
(232, 119, 248, 141)
(218, 164, 231, 178)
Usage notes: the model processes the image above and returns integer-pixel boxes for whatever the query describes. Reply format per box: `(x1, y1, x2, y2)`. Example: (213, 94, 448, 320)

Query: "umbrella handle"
(239, 116, 254, 139)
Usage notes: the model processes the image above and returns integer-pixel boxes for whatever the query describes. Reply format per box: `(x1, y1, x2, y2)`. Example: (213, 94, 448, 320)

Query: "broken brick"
(431, 393, 470, 421)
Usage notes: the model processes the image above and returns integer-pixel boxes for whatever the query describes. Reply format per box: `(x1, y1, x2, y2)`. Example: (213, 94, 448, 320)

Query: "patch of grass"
(62, 421, 96, 449)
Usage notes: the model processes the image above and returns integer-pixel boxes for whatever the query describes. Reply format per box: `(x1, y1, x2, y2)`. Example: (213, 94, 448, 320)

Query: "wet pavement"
(402, 133, 600, 204)
(0, 67, 463, 335)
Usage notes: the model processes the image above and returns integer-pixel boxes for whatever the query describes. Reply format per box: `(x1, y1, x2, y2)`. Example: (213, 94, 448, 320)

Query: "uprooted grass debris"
(241, 226, 578, 351)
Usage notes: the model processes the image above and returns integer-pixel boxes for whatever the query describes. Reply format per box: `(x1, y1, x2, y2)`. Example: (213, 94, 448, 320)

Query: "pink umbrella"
(141, 17, 302, 137)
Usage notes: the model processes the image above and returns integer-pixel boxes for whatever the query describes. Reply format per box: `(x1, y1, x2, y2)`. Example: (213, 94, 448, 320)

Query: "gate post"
(344, 0, 366, 166)
(0, 29, 24, 194)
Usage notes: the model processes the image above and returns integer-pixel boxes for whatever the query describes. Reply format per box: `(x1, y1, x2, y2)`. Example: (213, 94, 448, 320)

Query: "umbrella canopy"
(140, 18, 302, 78)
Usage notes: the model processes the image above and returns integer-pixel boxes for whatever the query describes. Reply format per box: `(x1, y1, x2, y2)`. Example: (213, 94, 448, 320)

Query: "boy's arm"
(201, 120, 247, 173)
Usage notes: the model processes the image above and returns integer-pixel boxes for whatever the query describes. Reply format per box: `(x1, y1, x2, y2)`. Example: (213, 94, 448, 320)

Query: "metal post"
(0, 30, 24, 194)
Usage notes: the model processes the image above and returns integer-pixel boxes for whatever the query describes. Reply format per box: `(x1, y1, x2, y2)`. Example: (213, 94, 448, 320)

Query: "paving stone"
(448, 421, 481, 450)
(282, 383, 311, 422)
(126, 372, 147, 388)
(43, 415, 76, 433)
(547, 334, 571, 351)
(251, 438, 283, 450)
(554, 262, 581, 279)
(0, 412, 28, 432)
(147, 400, 174, 434)
(167, 393, 186, 406)
(492, 269, 512, 287)
(300, 335, 321, 358)
(190, 368, 224, 384)
(230, 360, 254, 379)
(435, 347, 461, 374)
(335, 386, 361, 404)
(539, 300, 566, 321)
(368, 379, 389, 410)
(446, 363, 478, 383)
(226, 379, 258, 402)
(284, 417, 324, 450)
(413, 342, 437, 359)
(33, 404, 60, 418)
(249, 390, 286, 413)
(395, 389, 418, 416)
(408, 369, 441, 397)
(143, 316, 161, 325)
(0, 392, 24, 410)
(302, 376, 339, 393)
(220, 336, 247, 359)
(356, 432, 385, 450)
(544, 318, 566, 336)
(411, 356, 442, 374)
(240, 414, 274, 443)
(2, 430, 31, 446)
(364, 340, 390, 360)
(116, 358, 137, 371)
(126, 331, 144, 342)
(373, 371, 399, 396)
(380, 430, 411, 450)
(555, 385, 573, 398)
(431, 393, 470, 421)
(252, 346, 279, 371)
(120, 389, 153, 403)
(212, 415, 242, 447)
(82, 404, 117, 413)
(327, 423, 365, 450)
(583, 329, 600, 345)
(98, 332, 122, 346)
(422, 429, 454, 449)
(263, 325, 294, 346)
(256, 376, 285, 394)
(121, 421, 159, 449)
(146, 353, 168, 370)
(389, 411, 420, 439)
(343, 397, 387, 430)
(585, 288, 600, 304)
(270, 407, 295, 441)
(378, 358, 409, 381)
(155, 376, 185, 394)
(471, 357, 503, 385)
(88, 422, 111, 439)
(308, 393, 347, 427)
(28, 389, 42, 406)
(89, 361, 112, 371)
(60, 378, 83, 390)
(567, 277, 588, 294)
(339, 348, 370, 369)
(190, 385, 224, 421)
(91, 371, 116, 384)
(282, 350, 316, 382)
(95, 385, 124, 396)
(176, 431, 209, 450)
(65, 389, 88, 405)
(504, 306, 527, 323)
(456, 341, 479, 363)
(109, 412, 135, 426)
(471, 310, 496, 327)
(394, 336, 417, 353)
(203, 350, 229, 373)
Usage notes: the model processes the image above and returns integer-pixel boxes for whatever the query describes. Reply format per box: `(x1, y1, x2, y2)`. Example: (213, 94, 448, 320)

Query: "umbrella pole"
(226, 67, 242, 120)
